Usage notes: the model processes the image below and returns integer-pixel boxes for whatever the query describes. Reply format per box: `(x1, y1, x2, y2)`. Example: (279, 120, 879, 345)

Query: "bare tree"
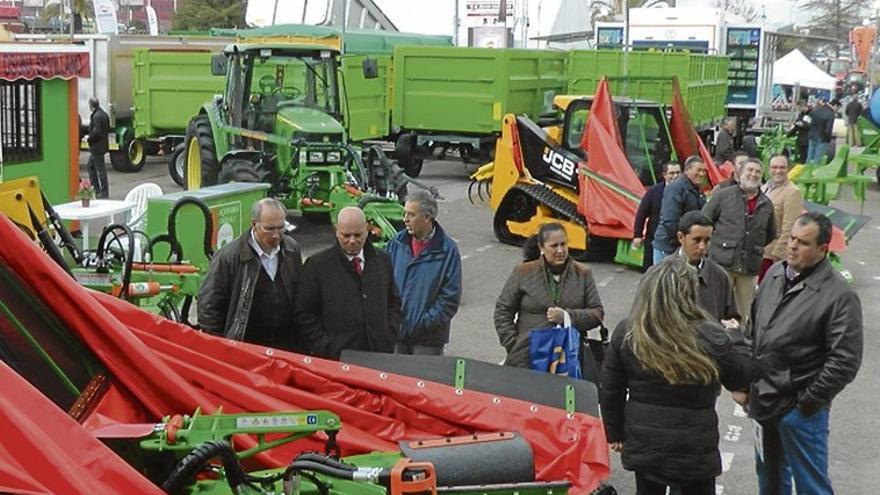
(797, 0, 872, 55)
(712, 0, 763, 23)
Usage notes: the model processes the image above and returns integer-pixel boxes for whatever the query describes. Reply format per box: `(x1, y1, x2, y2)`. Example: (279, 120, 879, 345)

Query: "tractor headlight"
(308, 151, 325, 163)
(326, 151, 341, 162)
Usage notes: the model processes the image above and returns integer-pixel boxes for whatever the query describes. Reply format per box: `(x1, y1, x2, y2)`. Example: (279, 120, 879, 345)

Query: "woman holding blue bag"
(493, 223, 605, 369)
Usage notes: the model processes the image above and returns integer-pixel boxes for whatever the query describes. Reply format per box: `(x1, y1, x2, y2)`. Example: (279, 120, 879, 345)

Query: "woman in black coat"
(600, 258, 752, 495)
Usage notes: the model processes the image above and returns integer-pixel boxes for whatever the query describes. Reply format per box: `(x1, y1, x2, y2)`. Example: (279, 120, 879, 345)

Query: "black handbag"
(579, 324, 610, 386)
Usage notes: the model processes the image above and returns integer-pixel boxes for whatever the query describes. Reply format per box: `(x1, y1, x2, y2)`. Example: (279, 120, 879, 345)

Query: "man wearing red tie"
(294, 207, 400, 359)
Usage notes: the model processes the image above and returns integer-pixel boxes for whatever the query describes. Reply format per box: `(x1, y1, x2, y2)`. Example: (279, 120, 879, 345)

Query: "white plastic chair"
(122, 182, 163, 261)
(124, 182, 163, 232)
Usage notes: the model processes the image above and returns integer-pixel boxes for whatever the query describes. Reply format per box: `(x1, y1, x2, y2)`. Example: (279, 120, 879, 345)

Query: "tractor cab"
(556, 95, 674, 187)
(214, 43, 345, 146)
(187, 40, 407, 244)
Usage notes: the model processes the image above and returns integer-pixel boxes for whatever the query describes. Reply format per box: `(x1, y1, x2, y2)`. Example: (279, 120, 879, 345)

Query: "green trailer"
(388, 46, 727, 175)
(391, 46, 568, 175)
(566, 49, 729, 131)
(132, 48, 227, 185)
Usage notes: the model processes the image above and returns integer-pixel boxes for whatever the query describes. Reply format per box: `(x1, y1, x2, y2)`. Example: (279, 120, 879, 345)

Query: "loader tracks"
(493, 182, 584, 246)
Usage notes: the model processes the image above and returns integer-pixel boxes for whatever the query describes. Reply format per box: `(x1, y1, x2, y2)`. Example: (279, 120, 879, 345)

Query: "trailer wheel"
(184, 115, 219, 190)
(168, 143, 186, 187)
(395, 134, 423, 177)
(109, 138, 147, 173)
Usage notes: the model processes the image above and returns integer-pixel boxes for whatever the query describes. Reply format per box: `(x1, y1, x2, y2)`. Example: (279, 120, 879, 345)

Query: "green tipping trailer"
(566, 50, 729, 131)
(132, 48, 226, 143)
(391, 46, 568, 175)
(388, 46, 727, 176)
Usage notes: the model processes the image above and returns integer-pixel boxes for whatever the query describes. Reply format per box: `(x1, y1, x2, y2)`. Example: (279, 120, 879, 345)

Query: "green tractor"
(183, 41, 408, 241)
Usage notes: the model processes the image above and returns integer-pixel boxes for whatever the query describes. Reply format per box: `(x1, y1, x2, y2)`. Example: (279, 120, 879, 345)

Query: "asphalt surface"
(99, 152, 880, 494)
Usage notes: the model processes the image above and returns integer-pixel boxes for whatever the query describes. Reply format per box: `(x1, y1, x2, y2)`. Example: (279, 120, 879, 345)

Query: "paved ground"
(98, 153, 880, 494)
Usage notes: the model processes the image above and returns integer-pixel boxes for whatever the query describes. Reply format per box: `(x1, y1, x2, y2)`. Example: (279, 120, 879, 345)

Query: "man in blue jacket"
(652, 155, 708, 263)
(387, 190, 462, 355)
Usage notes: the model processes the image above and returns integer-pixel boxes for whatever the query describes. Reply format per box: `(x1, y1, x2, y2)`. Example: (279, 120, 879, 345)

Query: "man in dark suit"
(633, 162, 681, 271)
(294, 207, 401, 359)
(86, 97, 111, 198)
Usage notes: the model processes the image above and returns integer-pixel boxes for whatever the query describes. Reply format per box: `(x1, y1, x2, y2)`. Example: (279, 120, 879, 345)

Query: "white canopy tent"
(772, 49, 836, 91)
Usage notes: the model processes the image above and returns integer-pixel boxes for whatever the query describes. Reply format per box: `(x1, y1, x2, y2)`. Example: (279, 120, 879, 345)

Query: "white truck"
(594, 7, 776, 125)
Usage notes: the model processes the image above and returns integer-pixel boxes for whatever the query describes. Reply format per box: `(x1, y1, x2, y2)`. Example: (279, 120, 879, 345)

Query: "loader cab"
(561, 97, 674, 186)
(219, 44, 343, 138)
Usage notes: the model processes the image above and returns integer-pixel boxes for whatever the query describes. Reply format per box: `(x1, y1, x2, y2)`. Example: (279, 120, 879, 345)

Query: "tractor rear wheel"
(168, 143, 186, 187)
(184, 115, 219, 190)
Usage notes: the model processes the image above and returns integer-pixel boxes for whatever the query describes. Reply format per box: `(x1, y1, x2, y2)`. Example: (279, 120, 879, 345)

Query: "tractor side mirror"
(362, 57, 378, 79)
(211, 54, 227, 76)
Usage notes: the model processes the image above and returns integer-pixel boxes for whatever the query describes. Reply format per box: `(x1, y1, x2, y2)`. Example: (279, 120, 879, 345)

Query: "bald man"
(294, 207, 400, 358)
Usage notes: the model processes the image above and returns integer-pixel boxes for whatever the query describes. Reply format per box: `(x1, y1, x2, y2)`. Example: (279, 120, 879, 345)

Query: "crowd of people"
(197, 190, 462, 359)
(195, 150, 862, 495)
(617, 151, 862, 494)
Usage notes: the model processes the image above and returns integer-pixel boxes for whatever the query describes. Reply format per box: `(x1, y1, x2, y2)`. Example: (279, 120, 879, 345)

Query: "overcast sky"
(373, 0, 812, 36)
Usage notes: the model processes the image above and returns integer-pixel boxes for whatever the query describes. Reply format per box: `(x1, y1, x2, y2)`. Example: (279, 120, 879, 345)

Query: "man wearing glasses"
(198, 198, 302, 349)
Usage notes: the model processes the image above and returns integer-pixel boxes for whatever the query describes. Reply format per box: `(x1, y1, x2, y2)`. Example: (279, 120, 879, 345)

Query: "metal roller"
(399, 431, 534, 487)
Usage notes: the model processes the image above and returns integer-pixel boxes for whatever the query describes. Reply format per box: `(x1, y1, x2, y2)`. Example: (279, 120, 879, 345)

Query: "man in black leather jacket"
(86, 97, 111, 198)
(741, 212, 862, 495)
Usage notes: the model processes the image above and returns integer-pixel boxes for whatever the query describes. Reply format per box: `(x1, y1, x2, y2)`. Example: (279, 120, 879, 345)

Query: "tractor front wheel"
(184, 115, 219, 190)
(218, 157, 278, 186)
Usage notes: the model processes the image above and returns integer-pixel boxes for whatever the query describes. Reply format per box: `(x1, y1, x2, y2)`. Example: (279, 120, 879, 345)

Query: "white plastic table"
(53, 199, 136, 252)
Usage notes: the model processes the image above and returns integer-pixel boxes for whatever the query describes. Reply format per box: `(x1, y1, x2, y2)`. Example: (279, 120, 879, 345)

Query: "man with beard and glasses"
(702, 158, 776, 323)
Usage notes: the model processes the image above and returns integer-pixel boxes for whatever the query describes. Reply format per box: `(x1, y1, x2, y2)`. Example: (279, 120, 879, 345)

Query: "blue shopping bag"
(528, 325, 582, 379)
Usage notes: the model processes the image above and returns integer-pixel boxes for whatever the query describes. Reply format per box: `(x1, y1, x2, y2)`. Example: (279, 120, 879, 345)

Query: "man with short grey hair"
(387, 190, 462, 355)
(198, 198, 302, 349)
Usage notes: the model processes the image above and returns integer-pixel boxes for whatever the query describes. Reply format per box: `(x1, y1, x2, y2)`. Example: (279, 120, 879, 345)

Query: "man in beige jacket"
(759, 154, 804, 281)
